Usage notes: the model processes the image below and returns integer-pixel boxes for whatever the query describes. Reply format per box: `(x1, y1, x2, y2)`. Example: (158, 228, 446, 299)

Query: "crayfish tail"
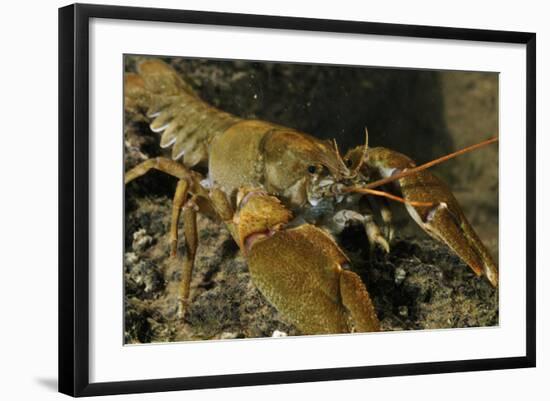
(124, 58, 242, 168)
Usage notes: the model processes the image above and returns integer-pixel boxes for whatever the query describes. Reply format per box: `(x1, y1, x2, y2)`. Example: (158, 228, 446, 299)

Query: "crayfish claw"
(246, 224, 380, 334)
(418, 201, 498, 287)
(234, 190, 380, 334)
(365, 147, 498, 287)
(340, 269, 380, 332)
(402, 182, 499, 287)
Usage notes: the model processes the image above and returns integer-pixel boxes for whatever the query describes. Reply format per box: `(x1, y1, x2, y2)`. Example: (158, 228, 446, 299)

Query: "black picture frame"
(58, 3, 536, 397)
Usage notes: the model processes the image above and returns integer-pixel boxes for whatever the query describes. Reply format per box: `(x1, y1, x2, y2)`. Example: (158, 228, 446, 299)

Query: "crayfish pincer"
(124, 58, 498, 336)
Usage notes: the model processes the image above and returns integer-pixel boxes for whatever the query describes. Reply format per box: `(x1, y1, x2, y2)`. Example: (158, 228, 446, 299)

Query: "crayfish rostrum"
(124, 58, 498, 338)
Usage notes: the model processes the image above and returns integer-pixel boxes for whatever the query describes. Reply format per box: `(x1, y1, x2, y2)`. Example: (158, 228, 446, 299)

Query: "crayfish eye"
(345, 159, 353, 168)
(307, 165, 317, 174)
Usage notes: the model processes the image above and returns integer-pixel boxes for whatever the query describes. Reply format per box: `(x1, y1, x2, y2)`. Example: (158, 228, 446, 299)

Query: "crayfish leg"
(177, 201, 198, 318)
(376, 189, 395, 242)
(170, 179, 189, 257)
(330, 209, 390, 254)
(125, 156, 217, 317)
(125, 157, 193, 184)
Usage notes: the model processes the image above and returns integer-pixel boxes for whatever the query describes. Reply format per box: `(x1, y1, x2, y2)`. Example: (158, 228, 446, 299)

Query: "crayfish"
(124, 59, 498, 335)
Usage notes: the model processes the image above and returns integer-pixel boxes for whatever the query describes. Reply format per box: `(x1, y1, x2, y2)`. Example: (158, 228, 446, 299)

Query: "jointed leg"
(209, 187, 234, 221)
(178, 197, 198, 317)
(363, 214, 389, 253)
(376, 188, 394, 243)
(125, 157, 193, 183)
(208, 188, 240, 244)
(331, 209, 389, 253)
(170, 179, 189, 257)
(125, 157, 206, 317)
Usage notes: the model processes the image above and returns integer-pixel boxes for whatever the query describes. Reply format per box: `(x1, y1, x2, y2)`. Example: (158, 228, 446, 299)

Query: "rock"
(219, 332, 239, 340)
(394, 267, 407, 285)
(132, 228, 153, 252)
(398, 306, 409, 317)
(125, 252, 139, 265)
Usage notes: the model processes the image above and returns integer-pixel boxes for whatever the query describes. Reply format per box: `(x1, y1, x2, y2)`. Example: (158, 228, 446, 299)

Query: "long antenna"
(342, 187, 434, 207)
(363, 136, 498, 190)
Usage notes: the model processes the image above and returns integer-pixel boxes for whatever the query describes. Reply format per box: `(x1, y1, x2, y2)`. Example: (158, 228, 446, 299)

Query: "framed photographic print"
(58, 3, 536, 397)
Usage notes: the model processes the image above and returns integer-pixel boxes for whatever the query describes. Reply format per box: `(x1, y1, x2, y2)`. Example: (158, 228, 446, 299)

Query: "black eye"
(345, 159, 353, 168)
(307, 165, 316, 174)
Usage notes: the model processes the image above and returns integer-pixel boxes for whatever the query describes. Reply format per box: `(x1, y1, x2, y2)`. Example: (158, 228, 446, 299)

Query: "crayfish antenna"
(363, 136, 498, 190)
(342, 186, 434, 208)
(350, 128, 370, 176)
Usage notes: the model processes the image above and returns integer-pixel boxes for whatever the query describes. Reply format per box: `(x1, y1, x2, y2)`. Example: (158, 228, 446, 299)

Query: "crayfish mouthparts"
(306, 180, 349, 207)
